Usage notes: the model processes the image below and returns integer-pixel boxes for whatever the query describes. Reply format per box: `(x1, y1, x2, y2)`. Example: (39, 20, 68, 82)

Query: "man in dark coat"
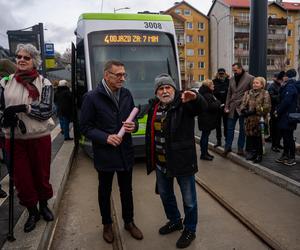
(213, 68, 229, 147)
(267, 71, 285, 152)
(275, 69, 298, 166)
(80, 60, 143, 243)
(145, 73, 207, 249)
(224, 63, 254, 155)
(54, 80, 73, 140)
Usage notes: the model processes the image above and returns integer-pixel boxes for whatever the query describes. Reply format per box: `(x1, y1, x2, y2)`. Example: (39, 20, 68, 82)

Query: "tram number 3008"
(144, 22, 162, 29)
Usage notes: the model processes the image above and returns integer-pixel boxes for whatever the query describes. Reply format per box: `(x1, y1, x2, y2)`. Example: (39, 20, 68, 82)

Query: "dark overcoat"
(276, 80, 298, 130)
(145, 91, 207, 177)
(198, 85, 221, 131)
(80, 82, 136, 171)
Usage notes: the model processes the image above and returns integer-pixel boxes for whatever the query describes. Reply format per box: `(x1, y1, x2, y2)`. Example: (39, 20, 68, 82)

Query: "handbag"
(288, 113, 300, 123)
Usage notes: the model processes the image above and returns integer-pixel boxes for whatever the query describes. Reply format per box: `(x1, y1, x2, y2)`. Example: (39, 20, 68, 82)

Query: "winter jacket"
(213, 77, 229, 104)
(240, 89, 271, 136)
(0, 74, 54, 139)
(225, 71, 254, 118)
(145, 91, 207, 177)
(197, 85, 221, 131)
(276, 79, 298, 130)
(54, 86, 73, 119)
(267, 81, 281, 113)
(80, 81, 136, 172)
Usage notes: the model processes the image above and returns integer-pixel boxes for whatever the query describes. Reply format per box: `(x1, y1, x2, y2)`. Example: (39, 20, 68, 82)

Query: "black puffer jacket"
(197, 85, 221, 131)
(145, 91, 207, 177)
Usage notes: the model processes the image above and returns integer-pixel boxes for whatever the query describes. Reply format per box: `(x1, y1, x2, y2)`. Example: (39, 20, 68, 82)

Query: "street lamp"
(211, 14, 231, 70)
(114, 7, 130, 13)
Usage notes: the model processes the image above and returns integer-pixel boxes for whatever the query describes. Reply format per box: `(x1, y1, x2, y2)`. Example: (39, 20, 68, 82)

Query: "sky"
(0, 0, 299, 54)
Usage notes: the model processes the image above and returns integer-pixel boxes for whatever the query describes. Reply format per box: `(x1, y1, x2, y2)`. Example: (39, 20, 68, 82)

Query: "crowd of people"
(0, 44, 299, 249)
(198, 63, 299, 167)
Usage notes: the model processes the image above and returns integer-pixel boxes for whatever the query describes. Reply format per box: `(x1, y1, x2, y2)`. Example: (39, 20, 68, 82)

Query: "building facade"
(165, 1, 210, 88)
(208, 0, 300, 79)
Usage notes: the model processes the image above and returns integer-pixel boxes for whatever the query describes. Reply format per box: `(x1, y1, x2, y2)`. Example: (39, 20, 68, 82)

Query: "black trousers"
(281, 129, 295, 158)
(246, 135, 263, 156)
(216, 111, 228, 141)
(98, 169, 134, 225)
(270, 115, 282, 147)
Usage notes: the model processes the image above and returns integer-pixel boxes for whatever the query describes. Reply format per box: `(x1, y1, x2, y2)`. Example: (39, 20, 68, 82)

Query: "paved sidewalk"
(195, 126, 300, 187)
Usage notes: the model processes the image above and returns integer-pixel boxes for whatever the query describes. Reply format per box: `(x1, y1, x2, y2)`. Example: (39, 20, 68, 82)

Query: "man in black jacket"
(80, 60, 143, 243)
(145, 73, 207, 249)
(213, 68, 229, 147)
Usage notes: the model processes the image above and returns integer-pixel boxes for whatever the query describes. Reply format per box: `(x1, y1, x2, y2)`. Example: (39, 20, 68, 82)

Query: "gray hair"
(15, 43, 41, 68)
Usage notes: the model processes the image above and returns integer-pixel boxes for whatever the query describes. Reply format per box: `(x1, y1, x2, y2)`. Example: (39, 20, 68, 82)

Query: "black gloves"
(3, 104, 27, 128)
(241, 109, 256, 118)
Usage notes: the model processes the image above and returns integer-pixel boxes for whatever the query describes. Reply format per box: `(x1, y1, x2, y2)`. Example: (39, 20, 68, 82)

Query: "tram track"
(194, 175, 277, 250)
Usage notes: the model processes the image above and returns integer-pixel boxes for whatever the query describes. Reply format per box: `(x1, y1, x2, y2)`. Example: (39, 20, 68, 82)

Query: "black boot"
(39, 201, 54, 221)
(214, 138, 222, 148)
(253, 155, 262, 163)
(24, 206, 40, 232)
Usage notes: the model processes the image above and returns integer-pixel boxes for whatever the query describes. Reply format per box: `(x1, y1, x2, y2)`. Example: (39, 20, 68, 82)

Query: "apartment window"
(186, 22, 193, 29)
(186, 49, 194, 56)
(184, 9, 191, 16)
(288, 29, 292, 36)
(186, 35, 193, 43)
(241, 57, 249, 66)
(242, 43, 249, 50)
(286, 58, 291, 65)
(187, 62, 194, 69)
(287, 16, 293, 23)
(199, 75, 205, 81)
(198, 22, 205, 30)
(175, 9, 182, 15)
(198, 48, 205, 56)
(198, 35, 205, 43)
(238, 12, 250, 21)
(268, 29, 276, 34)
(267, 58, 275, 66)
(198, 61, 205, 69)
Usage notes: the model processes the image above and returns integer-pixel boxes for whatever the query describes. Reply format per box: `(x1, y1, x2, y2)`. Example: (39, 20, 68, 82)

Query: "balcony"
(234, 17, 250, 26)
(234, 32, 249, 40)
(268, 17, 287, 26)
(267, 49, 286, 55)
(268, 33, 286, 41)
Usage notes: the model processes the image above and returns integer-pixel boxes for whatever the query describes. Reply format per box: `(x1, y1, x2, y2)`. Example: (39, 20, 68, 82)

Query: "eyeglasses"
(108, 71, 128, 79)
(16, 55, 32, 61)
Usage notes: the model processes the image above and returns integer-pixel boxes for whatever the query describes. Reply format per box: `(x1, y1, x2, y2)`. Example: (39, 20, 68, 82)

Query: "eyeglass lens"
(16, 55, 31, 61)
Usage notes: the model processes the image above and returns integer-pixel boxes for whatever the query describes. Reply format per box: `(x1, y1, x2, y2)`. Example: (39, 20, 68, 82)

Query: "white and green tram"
(72, 13, 181, 156)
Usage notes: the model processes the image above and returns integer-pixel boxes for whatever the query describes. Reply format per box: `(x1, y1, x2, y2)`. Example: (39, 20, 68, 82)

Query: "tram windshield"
(88, 30, 179, 106)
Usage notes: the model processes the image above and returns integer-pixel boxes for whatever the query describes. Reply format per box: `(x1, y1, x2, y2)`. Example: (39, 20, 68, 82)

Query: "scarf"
(15, 69, 40, 101)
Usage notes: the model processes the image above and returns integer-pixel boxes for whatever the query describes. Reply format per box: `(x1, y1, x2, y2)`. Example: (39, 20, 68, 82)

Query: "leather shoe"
(223, 148, 232, 157)
(200, 155, 213, 161)
(24, 206, 40, 232)
(206, 152, 214, 158)
(0, 188, 7, 198)
(125, 222, 143, 240)
(253, 155, 262, 163)
(39, 201, 54, 221)
(237, 149, 244, 156)
(103, 224, 114, 243)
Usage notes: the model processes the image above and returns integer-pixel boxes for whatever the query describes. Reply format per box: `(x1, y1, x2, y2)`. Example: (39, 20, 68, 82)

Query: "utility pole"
(249, 0, 268, 78)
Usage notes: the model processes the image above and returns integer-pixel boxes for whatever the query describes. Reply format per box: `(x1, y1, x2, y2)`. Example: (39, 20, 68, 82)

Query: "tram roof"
(78, 13, 173, 22)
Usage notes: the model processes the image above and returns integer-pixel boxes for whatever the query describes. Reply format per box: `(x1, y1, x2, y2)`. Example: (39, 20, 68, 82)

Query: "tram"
(72, 13, 181, 156)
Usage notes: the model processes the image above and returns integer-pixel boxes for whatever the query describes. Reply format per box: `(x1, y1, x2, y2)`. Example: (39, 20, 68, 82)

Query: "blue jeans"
(200, 130, 211, 157)
(156, 169, 198, 232)
(59, 116, 70, 139)
(225, 114, 245, 150)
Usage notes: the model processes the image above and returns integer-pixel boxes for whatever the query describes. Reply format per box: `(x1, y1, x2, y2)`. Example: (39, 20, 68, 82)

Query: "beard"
(157, 92, 175, 104)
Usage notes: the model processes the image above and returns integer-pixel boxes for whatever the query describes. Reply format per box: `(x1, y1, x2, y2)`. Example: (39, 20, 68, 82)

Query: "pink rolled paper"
(117, 107, 139, 137)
